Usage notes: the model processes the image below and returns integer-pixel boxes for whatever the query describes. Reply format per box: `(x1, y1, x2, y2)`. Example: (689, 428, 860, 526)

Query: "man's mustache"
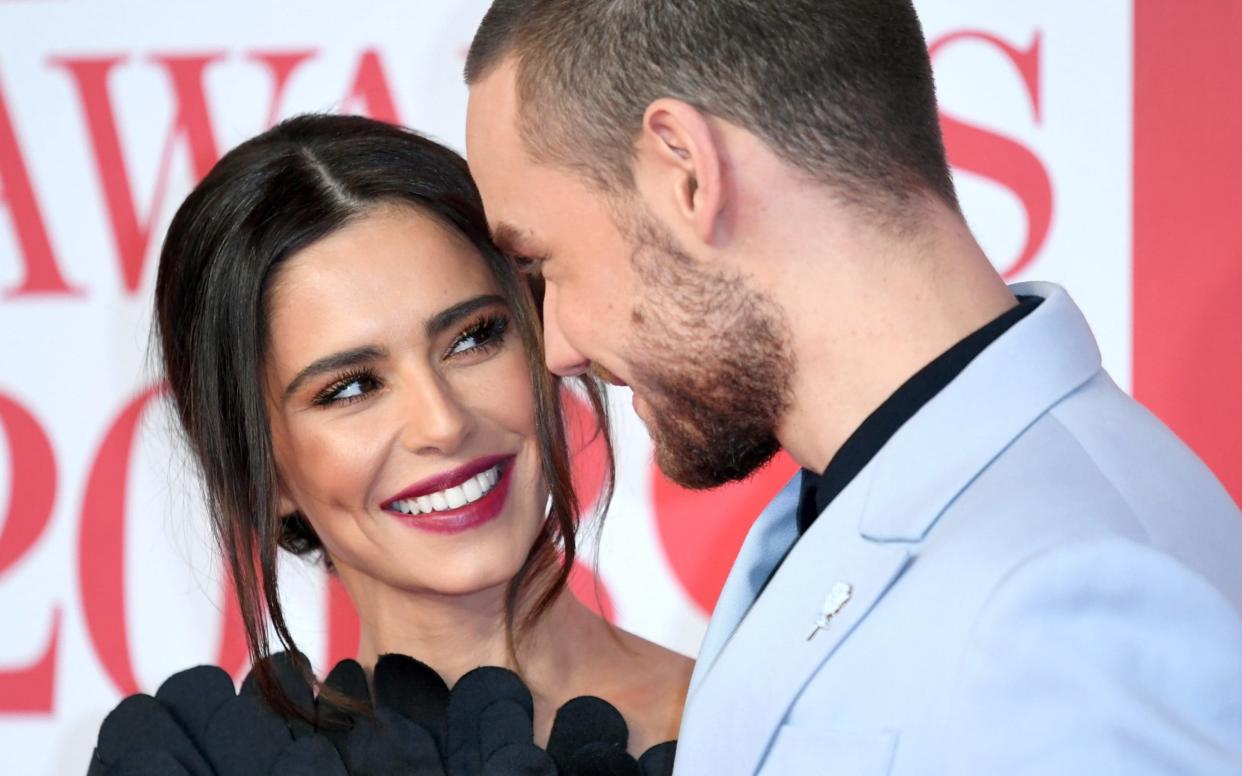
(588, 363, 625, 386)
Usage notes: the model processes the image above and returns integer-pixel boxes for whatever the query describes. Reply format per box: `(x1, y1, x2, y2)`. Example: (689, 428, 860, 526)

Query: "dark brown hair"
(465, 0, 957, 219)
(154, 113, 612, 715)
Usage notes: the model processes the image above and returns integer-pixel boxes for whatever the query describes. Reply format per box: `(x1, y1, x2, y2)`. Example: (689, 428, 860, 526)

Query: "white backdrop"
(1, 2, 1238, 774)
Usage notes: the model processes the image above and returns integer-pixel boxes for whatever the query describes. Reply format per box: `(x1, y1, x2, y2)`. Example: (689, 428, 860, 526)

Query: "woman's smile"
(265, 204, 547, 598)
(145, 113, 690, 765)
(382, 453, 517, 534)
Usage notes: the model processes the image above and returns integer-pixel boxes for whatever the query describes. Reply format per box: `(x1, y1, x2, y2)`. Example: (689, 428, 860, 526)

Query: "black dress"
(86, 651, 677, 776)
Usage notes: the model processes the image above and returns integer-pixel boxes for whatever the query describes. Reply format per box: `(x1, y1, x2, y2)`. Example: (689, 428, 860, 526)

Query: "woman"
(92, 114, 691, 773)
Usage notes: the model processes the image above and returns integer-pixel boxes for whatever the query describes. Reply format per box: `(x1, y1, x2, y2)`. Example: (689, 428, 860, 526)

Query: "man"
(464, 1, 1242, 772)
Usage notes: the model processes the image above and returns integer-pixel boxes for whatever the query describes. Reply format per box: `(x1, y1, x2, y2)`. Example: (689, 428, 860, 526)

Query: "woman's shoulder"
(599, 629, 694, 753)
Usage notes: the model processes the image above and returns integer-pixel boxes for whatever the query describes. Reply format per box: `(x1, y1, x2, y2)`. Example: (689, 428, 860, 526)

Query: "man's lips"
(381, 453, 513, 509)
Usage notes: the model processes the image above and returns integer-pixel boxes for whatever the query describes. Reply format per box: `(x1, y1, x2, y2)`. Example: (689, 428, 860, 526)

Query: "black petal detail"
(478, 698, 534, 760)
(446, 666, 534, 774)
(316, 658, 370, 752)
(638, 741, 676, 776)
(242, 651, 316, 738)
(481, 742, 559, 775)
(95, 694, 213, 776)
(101, 748, 196, 776)
(88, 650, 680, 776)
(548, 696, 629, 772)
(155, 665, 235, 758)
(202, 694, 293, 775)
(271, 734, 349, 776)
(563, 741, 641, 776)
(372, 652, 449, 744)
(341, 707, 445, 776)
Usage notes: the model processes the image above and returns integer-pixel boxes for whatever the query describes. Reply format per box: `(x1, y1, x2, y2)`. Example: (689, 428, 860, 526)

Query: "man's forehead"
(466, 63, 530, 221)
(465, 58, 520, 144)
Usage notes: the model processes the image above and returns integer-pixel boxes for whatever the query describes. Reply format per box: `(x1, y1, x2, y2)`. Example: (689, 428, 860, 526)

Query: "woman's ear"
(273, 467, 299, 519)
(637, 98, 727, 247)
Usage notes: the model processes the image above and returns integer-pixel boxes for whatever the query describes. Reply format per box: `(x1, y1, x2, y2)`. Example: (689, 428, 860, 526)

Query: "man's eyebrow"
(491, 222, 526, 255)
(427, 294, 508, 338)
(283, 346, 385, 402)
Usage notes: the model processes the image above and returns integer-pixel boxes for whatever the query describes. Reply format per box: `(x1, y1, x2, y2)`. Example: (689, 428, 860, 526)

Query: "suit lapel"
(858, 281, 1102, 541)
(688, 473, 801, 693)
(679, 468, 913, 774)
(677, 282, 1104, 774)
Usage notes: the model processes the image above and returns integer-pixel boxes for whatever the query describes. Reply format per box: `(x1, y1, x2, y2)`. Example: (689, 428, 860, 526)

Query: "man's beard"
(619, 204, 794, 490)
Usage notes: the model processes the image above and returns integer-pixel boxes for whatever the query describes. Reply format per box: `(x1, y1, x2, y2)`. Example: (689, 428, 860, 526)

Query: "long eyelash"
(506, 252, 546, 278)
(311, 367, 375, 407)
(447, 314, 510, 359)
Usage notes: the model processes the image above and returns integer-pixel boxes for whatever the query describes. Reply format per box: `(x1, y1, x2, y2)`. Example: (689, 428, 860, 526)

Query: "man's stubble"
(619, 202, 795, 490)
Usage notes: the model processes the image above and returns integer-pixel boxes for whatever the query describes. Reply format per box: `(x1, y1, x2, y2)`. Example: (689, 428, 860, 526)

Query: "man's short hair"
(466, 0, 958, 219)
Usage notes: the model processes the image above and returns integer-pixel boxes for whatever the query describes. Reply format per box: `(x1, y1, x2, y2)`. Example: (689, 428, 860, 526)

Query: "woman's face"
(265, 204, 545, 600)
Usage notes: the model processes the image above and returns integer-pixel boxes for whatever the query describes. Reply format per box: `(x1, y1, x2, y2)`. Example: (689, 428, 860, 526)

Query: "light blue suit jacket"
(675, 282, 1242, 775)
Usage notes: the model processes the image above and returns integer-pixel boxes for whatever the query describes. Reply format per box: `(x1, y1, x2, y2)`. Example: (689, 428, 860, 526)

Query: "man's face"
(467, 61, 792, 489)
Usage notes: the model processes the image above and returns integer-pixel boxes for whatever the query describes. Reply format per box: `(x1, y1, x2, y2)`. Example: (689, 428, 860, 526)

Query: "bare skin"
(466, 59, 1017, 479)
(266, 204, 691, 755)
(352, 580, 691, 753)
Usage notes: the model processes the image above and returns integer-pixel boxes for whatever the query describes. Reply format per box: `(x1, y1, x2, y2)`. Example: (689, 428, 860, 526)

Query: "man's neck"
(770, 208, 1016, 473)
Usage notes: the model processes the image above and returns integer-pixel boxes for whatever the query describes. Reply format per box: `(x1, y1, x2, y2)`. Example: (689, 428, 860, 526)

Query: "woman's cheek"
(283, 415, 378, 513)
(495, 349, 540, 435)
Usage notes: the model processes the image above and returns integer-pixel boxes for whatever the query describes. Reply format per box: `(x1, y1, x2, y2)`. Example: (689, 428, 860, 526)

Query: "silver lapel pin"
(806, 582, 853, 641)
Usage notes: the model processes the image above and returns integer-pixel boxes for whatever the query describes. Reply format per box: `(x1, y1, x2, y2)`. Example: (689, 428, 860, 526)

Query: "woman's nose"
(398, 372, 473, 455)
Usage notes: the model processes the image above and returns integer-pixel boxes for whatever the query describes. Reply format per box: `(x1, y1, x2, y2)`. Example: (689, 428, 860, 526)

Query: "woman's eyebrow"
(281, 294, 505, 402)
(426, 294, 507, 338)
(283, 346, 385, 402)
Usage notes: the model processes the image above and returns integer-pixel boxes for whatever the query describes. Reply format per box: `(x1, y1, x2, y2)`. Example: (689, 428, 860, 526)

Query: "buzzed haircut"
(465, 0, 959, 219)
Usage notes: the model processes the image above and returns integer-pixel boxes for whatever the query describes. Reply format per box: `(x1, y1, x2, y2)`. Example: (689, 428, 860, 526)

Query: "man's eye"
(509, 253, 545, 278)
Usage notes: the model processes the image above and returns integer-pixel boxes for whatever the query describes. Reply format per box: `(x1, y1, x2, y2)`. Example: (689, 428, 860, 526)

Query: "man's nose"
(399, 372, 472, 455)
(542, 284, 590, 378)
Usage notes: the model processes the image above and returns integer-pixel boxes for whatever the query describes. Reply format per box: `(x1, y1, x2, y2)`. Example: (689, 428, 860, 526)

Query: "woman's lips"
(382, 453, 511, 504)
(383, 456, 515, 535)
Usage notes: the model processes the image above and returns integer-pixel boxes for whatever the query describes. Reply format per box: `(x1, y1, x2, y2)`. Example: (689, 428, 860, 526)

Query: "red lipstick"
(381, 454, 515, 535)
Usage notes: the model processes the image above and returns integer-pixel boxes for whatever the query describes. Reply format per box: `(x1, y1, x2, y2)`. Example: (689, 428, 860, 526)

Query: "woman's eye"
(448, 315, 510, 358)
(334, 380, 366, 400)
(314, 372, 380, 407)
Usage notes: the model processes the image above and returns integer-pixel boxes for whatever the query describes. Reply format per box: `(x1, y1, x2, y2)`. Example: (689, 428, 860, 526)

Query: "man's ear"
(637, 98, 727, 246)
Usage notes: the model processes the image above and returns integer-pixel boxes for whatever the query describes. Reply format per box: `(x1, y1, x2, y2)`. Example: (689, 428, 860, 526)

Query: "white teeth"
(390, 463, 504, 516)
(444, 486, 467, 509)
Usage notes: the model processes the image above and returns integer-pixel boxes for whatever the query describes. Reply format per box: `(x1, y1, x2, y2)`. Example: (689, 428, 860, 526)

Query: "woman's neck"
(341, 568, 690, 753)
(348, 572, 612, 693)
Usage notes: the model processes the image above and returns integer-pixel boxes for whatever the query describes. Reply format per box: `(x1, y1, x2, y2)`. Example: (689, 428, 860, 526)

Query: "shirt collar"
(796, 295, 1042, 534)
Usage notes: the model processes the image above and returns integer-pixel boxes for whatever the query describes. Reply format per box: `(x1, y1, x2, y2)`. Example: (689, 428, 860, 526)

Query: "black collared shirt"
(795, 295, 1042, 534)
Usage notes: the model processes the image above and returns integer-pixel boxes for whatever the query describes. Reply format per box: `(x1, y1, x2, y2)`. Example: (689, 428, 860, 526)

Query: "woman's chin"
(420, 569, 518, 598)
(380, 553, 527, 600)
